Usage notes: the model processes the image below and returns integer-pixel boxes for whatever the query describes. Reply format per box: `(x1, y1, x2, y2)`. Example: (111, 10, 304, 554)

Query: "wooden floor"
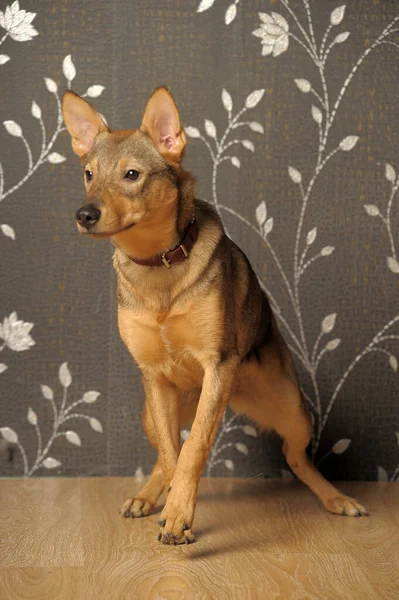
(0, 478, 398, 600)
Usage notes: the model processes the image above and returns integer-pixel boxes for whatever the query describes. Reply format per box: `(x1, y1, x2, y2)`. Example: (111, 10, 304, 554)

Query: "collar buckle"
(161, 252, 172, 268)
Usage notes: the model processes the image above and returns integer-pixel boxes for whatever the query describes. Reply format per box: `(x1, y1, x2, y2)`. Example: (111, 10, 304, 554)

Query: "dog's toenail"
(183, 523, 190, 531)
(158, 533, 162, 541)
(158, 519, 166, 527)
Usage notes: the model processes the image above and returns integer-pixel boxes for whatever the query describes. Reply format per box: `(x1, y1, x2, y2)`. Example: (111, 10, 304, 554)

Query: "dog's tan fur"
(62, 87, 368, 545)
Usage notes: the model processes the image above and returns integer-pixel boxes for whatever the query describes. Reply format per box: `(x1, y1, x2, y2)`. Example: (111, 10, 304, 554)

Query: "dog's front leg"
(142, 373, 181, 494)
(158, 357, 239, 545)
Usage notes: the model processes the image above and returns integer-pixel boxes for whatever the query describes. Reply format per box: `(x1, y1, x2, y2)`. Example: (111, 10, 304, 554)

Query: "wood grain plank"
(0, 477, 397, 600)
(0, 478, 83, 568)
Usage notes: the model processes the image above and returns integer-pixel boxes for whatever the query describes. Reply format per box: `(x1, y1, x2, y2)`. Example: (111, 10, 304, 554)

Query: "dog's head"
(62, 87, 190, 256)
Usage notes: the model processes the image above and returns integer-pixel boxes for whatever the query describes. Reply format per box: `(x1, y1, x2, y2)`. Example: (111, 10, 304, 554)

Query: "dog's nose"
(76, 203, 101, 230)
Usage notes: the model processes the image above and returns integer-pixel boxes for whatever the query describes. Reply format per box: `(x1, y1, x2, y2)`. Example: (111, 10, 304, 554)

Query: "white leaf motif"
(339, 135, 358, 151)
(134, 467, 144, 479)
(99, 113, 108, 125)
(377, 466, 388, 482)
(322, 313, 337, 334)
(85, 85, 105, 98)
(0, 364, 8, 374)
(47, 152, 66, 164)
(0, 55, 10, 65)
(1, 224, 15, 240)
(224, 459, 234, 470)
(231, 157, 240, 168)
(225, 4, 236, 25)
(256, 201, 267, 227)
(59, 362, 72, 388)
(221, 88, 233, 112)
(321, 246, 335, 256)
(330, 5, 346, 26)
(389, 355, 398, 372)
(333, 31, 350, 45)
(294, 78, 311, 93)
(27, 407, 37, 425)
(387, 256, 399, 273)
(204, 119, 217, 139)
(44, 77, 58, 93)
(311, 105, 322, 125)
(242, 140, 254, 152)
(326, 338, 341, 351)
(249, 121, 264, 133)
(3, 120, 22, 137)
(364, 204, 380, 217)
(82, 391, 100, 404)
(332, 439, 351, 454)
(385, 163, 396, 183)
(42, 457, 61, 469)
(62, 55, 76, 81)
(41, 384, 54, 400)
(235, 442, 248, 455)
(271, 12, 289, 32)
(31, 101, 41, 119)
(243, 425, 257, 437)
(65, 430, 81, 446)
(245, 89, 265, 109)
(0, 427, 18, 443)
(184, 126, 201, 138)
(89, 417, 103, 433)
(288, 166, 302, 184)
(306, 227, 317, 245)
(264, 217, 274, 236)
(197, 0, 216, 12)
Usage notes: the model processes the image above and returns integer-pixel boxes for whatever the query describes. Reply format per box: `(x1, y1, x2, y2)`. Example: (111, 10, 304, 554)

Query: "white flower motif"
(0, 1, 38, 42)
(252, 12, 289, 57)
(0, 312, 35, 351)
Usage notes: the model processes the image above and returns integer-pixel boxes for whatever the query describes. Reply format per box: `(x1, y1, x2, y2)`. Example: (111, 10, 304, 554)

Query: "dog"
(62, 87, 368, 545)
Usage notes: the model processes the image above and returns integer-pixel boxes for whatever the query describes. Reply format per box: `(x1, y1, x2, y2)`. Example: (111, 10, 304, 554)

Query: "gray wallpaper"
(0, 0, 398, 482)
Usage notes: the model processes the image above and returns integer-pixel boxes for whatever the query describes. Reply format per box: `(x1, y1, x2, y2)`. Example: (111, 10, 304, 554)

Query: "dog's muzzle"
(76, 203, 101, 230)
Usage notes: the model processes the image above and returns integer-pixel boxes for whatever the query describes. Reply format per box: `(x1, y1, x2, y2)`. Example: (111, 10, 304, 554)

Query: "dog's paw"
(325, 495, 368, 517)
(157, 524, 195, 545)
(156, 491, 196, 545)
(121, 497, 154, 518)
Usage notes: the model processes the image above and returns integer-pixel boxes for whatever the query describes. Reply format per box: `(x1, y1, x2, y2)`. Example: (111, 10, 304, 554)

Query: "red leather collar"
(129, 217, 198, 268)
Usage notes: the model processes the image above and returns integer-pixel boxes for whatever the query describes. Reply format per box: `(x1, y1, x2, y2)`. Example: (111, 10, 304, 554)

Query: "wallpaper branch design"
(0, 0, 37, 67)
(364, 163, 399, 274)
(0, 53, 105, 241)
(0, 312, 35, 376)
(0, 6, 107, 477)
(0, 362, 103, 476)
(191, 1, 399, 474)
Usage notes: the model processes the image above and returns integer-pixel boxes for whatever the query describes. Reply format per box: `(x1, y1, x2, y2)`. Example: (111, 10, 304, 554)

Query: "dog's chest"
(118, 307, 210, 389)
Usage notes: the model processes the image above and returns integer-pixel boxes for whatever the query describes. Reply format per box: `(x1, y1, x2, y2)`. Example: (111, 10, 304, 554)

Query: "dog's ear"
(140, 87, 186, 167)
(62, 91, 107, 158)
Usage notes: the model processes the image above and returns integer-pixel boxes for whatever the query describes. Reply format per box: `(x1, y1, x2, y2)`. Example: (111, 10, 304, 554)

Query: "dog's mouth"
(79, 221, 136, 238)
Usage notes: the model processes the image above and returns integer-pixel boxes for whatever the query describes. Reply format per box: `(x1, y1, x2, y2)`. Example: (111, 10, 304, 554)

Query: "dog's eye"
(85, 170, 93, 182)
(125, 169, 140, 181)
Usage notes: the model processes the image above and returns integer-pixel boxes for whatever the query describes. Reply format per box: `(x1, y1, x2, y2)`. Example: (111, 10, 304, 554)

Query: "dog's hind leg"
(275, 405, 368, 516)
(231, 351, 368, 517)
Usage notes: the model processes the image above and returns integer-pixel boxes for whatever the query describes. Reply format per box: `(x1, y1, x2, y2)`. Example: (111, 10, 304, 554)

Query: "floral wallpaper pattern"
(0, 0, 398, 481)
